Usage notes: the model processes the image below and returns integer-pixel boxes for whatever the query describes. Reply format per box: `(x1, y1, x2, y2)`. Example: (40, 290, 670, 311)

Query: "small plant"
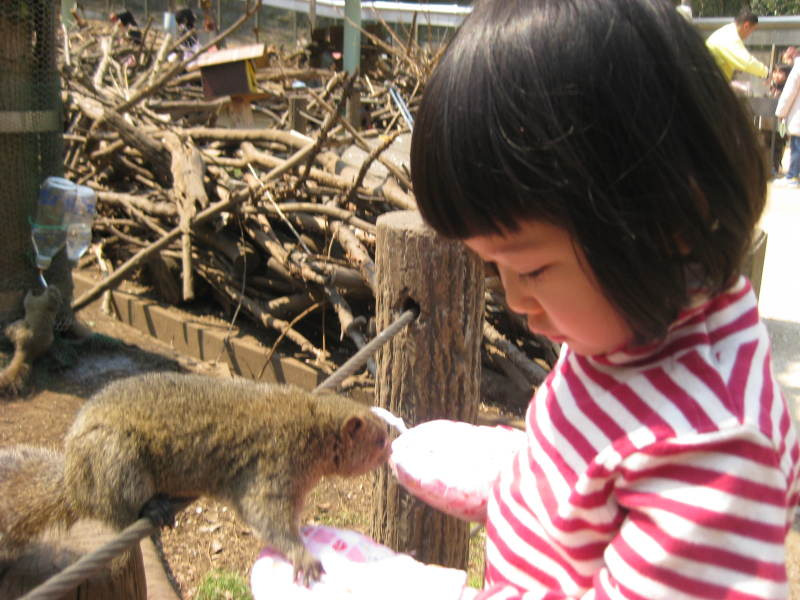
(467, 525, 486, 590)
(195, 569, 253, 600)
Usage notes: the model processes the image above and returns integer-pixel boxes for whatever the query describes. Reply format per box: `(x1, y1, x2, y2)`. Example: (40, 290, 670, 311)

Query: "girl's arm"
(473, 427, 794, 599)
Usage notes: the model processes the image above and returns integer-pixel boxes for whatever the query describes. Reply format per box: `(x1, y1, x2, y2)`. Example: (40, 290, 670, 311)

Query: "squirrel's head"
(332, 410, 390, 476)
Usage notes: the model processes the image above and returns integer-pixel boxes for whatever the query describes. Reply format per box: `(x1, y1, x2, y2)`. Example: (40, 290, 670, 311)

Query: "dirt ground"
(0, 296, 380, 599)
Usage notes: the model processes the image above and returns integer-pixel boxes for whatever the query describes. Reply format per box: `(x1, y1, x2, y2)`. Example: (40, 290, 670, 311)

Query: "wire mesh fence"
(76, 1, 457, 51)
(0, 1, 73, 328)
(78, 0, 329, 48)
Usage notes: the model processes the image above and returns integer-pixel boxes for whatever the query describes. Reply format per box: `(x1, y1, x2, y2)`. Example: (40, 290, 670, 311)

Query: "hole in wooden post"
(401, 297, 420, 318)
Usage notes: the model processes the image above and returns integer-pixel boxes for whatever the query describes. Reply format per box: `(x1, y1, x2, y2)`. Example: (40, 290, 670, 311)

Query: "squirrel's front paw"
(140, 494, 178, 528)
(289, 546, 324, 587)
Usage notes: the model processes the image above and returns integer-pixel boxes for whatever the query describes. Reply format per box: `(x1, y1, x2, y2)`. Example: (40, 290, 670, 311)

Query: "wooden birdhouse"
(189, 43, 266, 99)
(187, 43, 269, 127)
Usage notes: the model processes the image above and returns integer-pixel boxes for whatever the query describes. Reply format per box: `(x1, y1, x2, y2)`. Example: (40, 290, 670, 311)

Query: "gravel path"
(760, 181, 800, 598)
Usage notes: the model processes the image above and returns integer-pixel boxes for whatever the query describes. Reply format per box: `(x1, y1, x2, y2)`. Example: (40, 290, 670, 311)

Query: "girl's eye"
(520, 266, 546, 282)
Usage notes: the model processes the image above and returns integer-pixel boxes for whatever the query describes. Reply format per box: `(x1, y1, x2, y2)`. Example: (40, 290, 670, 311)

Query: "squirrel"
(0, 286, 61, 395)
(0, 371, 390, 584)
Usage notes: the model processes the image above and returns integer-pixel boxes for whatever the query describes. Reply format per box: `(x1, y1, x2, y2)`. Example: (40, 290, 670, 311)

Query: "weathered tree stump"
(370, 210, 484, 570)
(0, 520, 146, 600)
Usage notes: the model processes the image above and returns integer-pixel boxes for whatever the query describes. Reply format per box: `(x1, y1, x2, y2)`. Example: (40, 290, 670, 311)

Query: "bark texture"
(371, 210, 484, 570)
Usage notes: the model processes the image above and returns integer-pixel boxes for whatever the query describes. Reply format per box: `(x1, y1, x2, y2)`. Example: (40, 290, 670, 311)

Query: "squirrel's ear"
(341, 415, 365, 440)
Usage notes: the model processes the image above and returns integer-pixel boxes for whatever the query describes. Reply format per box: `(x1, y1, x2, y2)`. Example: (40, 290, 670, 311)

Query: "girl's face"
(464, 220, 634, 356)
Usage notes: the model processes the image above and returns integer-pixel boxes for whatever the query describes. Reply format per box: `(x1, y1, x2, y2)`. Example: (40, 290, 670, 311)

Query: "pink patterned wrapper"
(250, 525, 472, 599)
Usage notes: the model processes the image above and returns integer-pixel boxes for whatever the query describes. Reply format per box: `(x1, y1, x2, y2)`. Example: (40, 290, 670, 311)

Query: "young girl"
(409, 0, 800, 598)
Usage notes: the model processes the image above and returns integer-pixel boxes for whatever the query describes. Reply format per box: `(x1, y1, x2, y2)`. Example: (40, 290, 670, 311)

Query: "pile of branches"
(59, 6, 555, 407)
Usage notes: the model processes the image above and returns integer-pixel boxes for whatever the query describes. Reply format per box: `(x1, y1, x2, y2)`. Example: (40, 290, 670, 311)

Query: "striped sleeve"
(474, 427, 792, 600)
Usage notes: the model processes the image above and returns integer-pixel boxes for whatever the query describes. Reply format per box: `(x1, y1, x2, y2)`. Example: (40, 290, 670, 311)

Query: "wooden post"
(370, 210, 484, 570)
(0, 521, 147, 599)
(346, 85, 362, 129)
(288, 94, 308, 134)
(224, 96, 255, 128)
(309, 0, 317, 31)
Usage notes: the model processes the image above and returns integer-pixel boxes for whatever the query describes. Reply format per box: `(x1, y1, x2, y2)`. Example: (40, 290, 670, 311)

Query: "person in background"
(775, 46, 800, 187)
(174, 7, 200, 59)
(705, 8, 768, 83)
(175, 8, 197, 45)
(676, 0, 692, 21)
(109, 9, 141, 69)
(767, 48, 795, 177)
(109, 9, 142, 45)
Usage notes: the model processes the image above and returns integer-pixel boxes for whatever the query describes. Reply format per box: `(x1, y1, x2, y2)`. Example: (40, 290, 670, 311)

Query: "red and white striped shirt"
(478, 277, 800, 600)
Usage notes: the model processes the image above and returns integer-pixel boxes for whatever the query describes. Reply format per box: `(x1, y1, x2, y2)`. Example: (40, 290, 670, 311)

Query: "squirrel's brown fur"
(0, 372, 390, 583)
(0, 287, 61, 395)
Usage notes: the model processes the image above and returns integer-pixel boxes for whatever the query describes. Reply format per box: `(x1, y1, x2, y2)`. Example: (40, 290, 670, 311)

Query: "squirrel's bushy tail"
(0, 445, 76, 558)
(0, 339, 31, 395)
(0, 287, 60, 395)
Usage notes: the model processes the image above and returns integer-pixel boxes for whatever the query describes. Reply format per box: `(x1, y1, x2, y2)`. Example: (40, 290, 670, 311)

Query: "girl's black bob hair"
(410, 0, 768, 343)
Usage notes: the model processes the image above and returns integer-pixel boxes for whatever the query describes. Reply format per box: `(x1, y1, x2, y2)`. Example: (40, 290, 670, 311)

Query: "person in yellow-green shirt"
(706, 8, 769, 82)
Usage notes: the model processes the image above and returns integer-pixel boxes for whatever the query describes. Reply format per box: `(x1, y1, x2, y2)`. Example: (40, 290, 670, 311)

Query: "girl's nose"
(507, 292, 544, 317)
(499, 271, 543, 317)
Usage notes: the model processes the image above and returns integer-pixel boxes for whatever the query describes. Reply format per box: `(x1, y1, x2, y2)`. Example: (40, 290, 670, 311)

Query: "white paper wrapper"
(251, 525, 470, 600)
(389, 420, 527, 522)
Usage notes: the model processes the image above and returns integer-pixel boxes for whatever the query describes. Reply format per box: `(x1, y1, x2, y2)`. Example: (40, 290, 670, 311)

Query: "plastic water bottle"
(65, 185, 96, 262)
(65, 222, 92, 262)
(31, 177, 72, 271)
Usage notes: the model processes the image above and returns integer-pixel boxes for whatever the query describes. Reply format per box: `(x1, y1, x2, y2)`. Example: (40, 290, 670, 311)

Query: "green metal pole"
(60, 0, 73, 28)
(343, 0, 361, 74)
